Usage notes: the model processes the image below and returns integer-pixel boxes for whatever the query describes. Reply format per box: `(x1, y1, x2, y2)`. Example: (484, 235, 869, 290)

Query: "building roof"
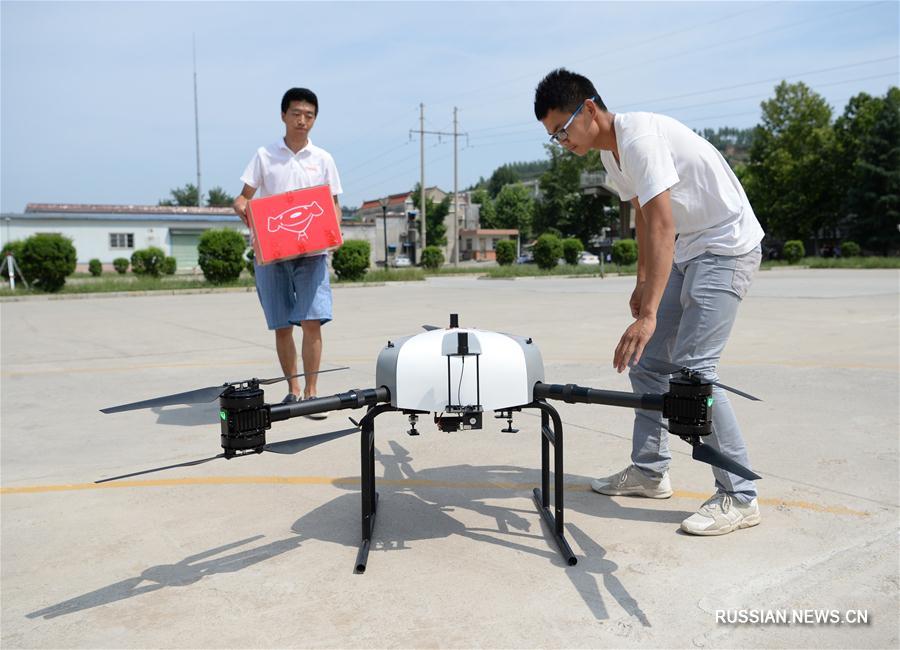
(25, 203, 235, 215)
(359, 186, 445, 211)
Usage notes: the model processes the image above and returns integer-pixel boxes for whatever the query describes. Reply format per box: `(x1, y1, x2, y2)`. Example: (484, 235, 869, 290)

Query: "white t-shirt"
(600, 112, 764, 262)
(241, 139, 343, 199)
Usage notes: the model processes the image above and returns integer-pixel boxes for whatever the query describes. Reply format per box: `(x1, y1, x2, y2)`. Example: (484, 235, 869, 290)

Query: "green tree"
(495, 239, 517, 265)
(834, 87, 900, 254)
(19, 234, 77, 292)
(159, 183, 200, 207)
(562, 237, 584, 264)
(470, 188, 496, 228)
(494, 183, 534, 242)
(535, 144, 611, 244)
(420, 245, 445, 269)
(488, 165, 520, 198)
(746, 82, 839, 250)
(410, 184, 448, 246)
(206, 186, 235, 207)
(197, 229, 245, 284)
(332, 240, 370, 280)
(533, 233, 563, 270)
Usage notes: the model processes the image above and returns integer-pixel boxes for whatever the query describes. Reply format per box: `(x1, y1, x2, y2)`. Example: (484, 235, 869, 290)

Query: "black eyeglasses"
(549, 96, 598, 144)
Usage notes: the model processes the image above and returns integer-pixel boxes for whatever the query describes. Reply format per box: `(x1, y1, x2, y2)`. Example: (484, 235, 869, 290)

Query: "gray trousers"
(629, 245, 762, 503)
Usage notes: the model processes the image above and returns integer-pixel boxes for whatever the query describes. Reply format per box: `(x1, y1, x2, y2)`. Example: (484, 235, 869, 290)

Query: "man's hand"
(629, 281, 645, 318)
(613, 315, 657, 373)
(233, 195, 249, 226)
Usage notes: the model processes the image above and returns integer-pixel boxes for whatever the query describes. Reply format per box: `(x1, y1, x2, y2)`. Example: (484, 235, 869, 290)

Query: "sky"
(1, 1, 898, 213)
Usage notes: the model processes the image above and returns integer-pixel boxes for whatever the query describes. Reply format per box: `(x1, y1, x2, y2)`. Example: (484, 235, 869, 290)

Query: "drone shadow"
(150, 402, 220, 427)
(35, 437, 680, 625)
(26, 534, 304, 620)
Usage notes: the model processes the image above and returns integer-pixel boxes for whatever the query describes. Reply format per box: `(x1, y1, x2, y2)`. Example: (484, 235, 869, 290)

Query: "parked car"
(578, 251, 601, 265)
(391, 255, 412, 268)
(516, 253, 534, 264)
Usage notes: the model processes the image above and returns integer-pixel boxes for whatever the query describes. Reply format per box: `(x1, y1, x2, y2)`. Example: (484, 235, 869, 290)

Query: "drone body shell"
(376, 328, 544, 412)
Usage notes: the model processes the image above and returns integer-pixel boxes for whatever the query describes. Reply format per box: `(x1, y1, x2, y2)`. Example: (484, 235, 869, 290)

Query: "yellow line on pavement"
(0, 476, 870, 517)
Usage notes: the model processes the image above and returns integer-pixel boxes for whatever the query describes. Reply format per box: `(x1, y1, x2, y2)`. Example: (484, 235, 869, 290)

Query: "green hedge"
(113, 257, 129, 274)
(198, 229, 246, 284)
(562, 238, 584, 265)
(420, 245, 444, 270)
(131, 247, 166, 277)
(840, 241, 860, 257)
(612, 239, 638, 266)
(495, 240, 516, 266)
(533, 233, 563, 270)
(19, 234, 77, 292)
(783, 240, 805, 264)
(88, 259, 103, 277)
(332, 239, 371, 280)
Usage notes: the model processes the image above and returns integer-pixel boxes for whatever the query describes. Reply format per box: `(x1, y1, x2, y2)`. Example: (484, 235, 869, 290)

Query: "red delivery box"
(247, 184, 343, 265)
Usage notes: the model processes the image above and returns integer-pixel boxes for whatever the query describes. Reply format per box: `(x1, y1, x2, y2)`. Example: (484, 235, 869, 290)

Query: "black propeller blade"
(635, 412, 761, 481)
(422, 324, 441, 331)
(95, 427, 361, 483)
(643, 356, 761, 402)
(100, 367, 349, 414)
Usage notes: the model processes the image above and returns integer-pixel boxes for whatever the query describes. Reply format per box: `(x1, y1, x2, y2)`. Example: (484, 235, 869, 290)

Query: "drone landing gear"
(531, 401, 577, 566)
(494, 409, 520, 433)
(353, 400, 577, 573)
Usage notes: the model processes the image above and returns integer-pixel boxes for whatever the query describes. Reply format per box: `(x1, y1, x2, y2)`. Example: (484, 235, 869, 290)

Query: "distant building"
(1, 202, 375, 272)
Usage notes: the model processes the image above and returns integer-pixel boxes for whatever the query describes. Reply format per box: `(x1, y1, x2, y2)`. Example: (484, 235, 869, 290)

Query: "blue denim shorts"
(253, 254, 332, 330)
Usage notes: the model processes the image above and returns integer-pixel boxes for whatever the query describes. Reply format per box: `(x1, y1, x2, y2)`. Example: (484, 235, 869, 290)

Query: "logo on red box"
(247, 185, 343, 265)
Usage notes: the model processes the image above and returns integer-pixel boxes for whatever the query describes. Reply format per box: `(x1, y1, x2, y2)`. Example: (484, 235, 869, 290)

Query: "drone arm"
(533, 382, 664, 412)
(268, 387, 390, 422)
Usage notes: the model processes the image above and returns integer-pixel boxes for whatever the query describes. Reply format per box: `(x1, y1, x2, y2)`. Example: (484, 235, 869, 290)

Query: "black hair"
(281, 88, 319, 115)
(533, 68, 606, 120)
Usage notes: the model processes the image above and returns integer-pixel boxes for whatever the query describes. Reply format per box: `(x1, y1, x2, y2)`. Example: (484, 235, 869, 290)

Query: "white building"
(1, 203, 378, 272)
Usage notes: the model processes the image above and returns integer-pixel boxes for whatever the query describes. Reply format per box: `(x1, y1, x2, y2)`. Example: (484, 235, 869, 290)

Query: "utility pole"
(419, 103, 425, 253)
(192, 34, 202, 207)
(409, 108, 464, 263)
(453, 107, 459, 266)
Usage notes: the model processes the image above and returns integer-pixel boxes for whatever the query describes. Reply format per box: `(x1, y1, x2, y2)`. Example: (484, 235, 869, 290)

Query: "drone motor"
(219, 384, 270, 458)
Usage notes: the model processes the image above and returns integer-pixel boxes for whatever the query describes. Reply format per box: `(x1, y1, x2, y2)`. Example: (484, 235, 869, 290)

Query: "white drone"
(101, 314, 761, 573)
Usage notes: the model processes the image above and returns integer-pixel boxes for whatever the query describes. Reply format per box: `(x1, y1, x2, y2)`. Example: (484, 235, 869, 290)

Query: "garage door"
(170, 232, 201, 271)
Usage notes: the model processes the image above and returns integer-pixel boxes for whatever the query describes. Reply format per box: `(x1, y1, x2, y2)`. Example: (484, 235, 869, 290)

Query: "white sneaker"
(590, 465, 673, 499)
(681, 493, 761, 536)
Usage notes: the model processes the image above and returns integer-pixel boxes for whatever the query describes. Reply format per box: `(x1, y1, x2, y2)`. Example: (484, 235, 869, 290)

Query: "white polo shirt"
(240, 138, 343, 199)
(600, 112, 764, 263)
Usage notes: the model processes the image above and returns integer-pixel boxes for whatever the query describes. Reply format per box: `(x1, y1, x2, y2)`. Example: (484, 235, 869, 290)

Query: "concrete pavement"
(1, 268, 898, 648)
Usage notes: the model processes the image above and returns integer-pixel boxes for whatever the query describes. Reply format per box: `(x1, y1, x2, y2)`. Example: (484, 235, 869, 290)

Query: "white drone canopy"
(376, 326, 544, 412)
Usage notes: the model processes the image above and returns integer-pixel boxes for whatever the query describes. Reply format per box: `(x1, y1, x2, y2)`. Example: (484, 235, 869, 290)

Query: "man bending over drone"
(233, 88, 342, 416)
(534, 69, 765, 536)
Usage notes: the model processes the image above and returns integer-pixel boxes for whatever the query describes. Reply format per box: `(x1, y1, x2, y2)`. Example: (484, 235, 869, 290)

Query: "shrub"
(18, 233, 77, 292)
(113, 257, 130, 274)
(131, 246, 166, 277)
(533, 233, 563, 270)
(245, 248, 256, 276)
(332, 239, 371, 281)
(1, 240, 25, 261)
(495, 240, 517, 266)
(197, 229, 245, 284)
(612, 239, 638, 266)
(840, 241, 860, 257)
(783, 240, 805, 264)
(88, 258, 103, 277)
(562, 237, 584, 265)
(420, 245, 444, 270)
(162, 256, 177, 275)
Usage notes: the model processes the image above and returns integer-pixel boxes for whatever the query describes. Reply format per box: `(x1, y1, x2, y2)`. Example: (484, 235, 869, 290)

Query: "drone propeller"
(94, 427, 360, 483)
(643, 356, 761, 402)
(422, 324, 441, 331)
(100, 367, 349, 414)
(635, 412, 761, 481)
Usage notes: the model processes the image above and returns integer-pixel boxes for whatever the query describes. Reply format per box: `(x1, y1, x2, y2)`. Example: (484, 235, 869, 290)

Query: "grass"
(4, 257, 895, 297)
(761, 256, 900, 270)
(484, 263, 636, 278)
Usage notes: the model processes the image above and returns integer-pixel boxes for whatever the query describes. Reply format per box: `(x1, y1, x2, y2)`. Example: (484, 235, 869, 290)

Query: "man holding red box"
(233, 88, 342, 412)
